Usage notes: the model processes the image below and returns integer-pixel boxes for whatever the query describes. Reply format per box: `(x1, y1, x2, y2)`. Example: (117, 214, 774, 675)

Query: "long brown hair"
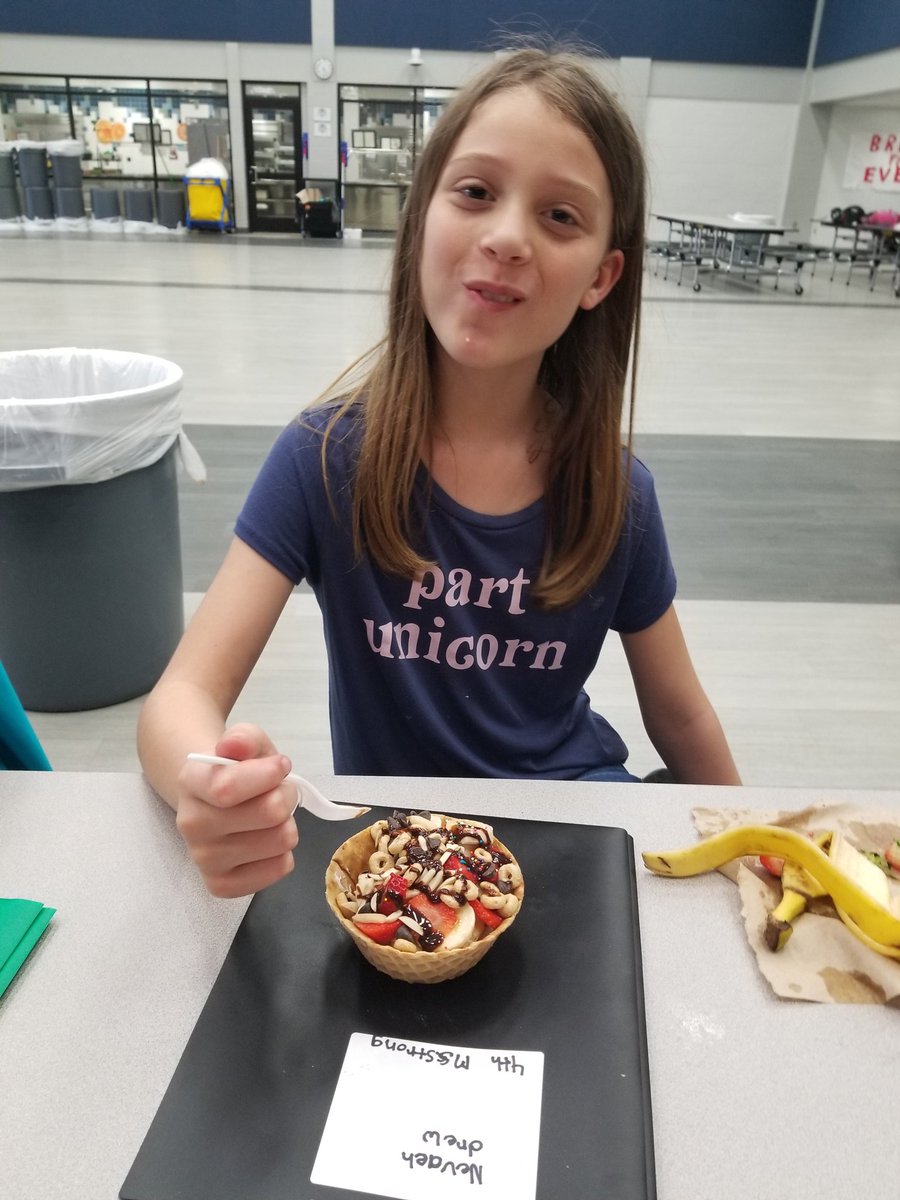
(322, 46, 646, 609)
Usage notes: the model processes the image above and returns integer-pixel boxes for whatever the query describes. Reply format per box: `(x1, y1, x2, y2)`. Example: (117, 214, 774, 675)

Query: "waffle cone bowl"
(325, 814, 524, 984)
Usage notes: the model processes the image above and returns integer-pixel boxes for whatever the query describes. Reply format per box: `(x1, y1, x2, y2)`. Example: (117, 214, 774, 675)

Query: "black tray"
(121, 809, 656, 1200)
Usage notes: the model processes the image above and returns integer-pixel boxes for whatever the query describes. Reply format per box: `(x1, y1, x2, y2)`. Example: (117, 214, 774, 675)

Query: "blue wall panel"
(334, 1, 816, 67)
(815, 0, 900, 66)
(18, 0, 889, 69)
(0, 0, 311, 44)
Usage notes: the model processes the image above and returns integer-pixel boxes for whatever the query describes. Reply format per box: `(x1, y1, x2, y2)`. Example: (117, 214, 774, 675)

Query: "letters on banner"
(844, 130, 900, 192)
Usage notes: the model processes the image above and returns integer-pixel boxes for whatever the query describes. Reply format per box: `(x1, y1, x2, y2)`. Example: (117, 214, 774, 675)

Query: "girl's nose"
(479, 203, 532, 264)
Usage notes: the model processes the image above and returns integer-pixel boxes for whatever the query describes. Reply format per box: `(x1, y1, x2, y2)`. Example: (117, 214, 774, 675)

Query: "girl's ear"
(579, 249, 625, 310)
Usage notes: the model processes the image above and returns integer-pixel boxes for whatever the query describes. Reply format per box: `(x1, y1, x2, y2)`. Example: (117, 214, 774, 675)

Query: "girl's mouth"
(477, 290, 517, 304)
(466, 284, 524, 308)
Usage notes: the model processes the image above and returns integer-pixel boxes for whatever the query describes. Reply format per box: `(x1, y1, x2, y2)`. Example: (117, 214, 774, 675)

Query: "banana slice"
(828, 832, 893, 910)
(442, 900, 476, 950)
(642, 824, 900, 950)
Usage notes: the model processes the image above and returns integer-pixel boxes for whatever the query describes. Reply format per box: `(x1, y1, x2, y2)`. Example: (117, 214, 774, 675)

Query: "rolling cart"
(296, 179, 341, 238)
(184, 175, 234, 232)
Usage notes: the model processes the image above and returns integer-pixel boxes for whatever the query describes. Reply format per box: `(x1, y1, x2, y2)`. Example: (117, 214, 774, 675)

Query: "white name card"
(311, 1033, 545, 1199)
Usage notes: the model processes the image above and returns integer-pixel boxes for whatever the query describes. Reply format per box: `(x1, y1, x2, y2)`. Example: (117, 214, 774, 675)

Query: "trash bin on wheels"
(0, 348, 204, 712)
(184, 157, 234, 232)
(184, 176, 233, 230)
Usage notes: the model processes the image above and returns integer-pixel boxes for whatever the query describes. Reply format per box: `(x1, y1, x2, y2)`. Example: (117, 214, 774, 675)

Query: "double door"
(243, 95, 302, 232)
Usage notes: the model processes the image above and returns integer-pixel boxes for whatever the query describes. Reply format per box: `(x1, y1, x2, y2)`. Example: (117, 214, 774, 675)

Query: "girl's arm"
(620, 604, 741, 785)
(137, 537, 300, 896)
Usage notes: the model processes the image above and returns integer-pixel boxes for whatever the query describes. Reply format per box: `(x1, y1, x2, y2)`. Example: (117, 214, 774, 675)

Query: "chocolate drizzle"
(364, 810, 513, 952)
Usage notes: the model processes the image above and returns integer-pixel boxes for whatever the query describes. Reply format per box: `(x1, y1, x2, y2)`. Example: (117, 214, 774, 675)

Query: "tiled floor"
(2, 226, 898, 789)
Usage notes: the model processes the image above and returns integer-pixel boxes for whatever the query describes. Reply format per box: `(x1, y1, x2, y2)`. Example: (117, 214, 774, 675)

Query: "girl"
(138, 47, 740, 898)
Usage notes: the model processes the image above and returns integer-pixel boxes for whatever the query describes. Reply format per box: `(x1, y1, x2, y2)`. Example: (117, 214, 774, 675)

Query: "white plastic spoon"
(186, 753, 371, 821)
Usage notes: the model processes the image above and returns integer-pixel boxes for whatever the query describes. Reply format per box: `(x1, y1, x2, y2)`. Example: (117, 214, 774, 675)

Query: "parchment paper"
(691, 803, 900, 1007)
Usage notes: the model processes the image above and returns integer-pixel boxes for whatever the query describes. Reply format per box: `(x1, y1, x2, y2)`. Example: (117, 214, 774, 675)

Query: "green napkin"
(0, 898, 55, 999)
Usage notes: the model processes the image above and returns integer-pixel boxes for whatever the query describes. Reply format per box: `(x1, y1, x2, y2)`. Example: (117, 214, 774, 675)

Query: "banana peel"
(763, 832, 832, 951)
(642, 824, 900, 954)
(764, 888, 807, 951)
(835, 906, 900, 961)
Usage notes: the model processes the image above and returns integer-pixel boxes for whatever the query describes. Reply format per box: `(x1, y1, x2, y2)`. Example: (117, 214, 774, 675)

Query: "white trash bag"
(0, 346, 206, 490)
(184, 156, 230, 180)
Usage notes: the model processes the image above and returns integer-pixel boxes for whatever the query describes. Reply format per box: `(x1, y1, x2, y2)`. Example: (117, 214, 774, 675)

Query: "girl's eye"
(458, 184, 490, 202)
(548, 208, 577, 226)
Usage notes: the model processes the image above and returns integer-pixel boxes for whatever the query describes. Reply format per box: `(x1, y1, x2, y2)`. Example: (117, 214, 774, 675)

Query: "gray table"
(817, 218, 900, 294)
(650, 212, 807, 293)
(1, 772, 897, 1199)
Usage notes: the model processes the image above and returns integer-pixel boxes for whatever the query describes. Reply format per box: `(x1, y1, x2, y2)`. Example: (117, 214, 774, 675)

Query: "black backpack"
(830, 205, 866, 226)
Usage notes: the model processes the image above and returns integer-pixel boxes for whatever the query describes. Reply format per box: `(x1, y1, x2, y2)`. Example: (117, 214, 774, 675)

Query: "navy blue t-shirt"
(235, 407, 676, 778)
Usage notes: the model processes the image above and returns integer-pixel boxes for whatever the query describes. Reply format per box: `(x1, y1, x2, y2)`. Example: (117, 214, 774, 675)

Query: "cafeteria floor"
(3, 228, 898, 790)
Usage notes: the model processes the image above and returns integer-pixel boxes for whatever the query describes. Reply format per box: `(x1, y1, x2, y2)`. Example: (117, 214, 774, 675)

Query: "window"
(0, 75, 71, 142)
(0, 75, 231, 188)
(339, 84, 456, 232)
(150, 79, 231, 182)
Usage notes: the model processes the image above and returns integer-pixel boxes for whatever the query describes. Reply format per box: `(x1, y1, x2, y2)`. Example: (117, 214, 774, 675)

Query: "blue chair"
(0, 662, 51, 771)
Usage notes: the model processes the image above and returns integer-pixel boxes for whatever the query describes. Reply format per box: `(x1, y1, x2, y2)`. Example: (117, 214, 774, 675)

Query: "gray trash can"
(124, 188, 154, 223)
(49, 153, 83, 189)
(54, 186, 85, 218)
(25, 187, 53, 220)
(90, 188, 121, 219)
(0, 153, 16, 188)
(0, 348, 192, 711)
(0, 187, 20, 219)
(156, 188, 185, 228)
(15, 147, 48, 188)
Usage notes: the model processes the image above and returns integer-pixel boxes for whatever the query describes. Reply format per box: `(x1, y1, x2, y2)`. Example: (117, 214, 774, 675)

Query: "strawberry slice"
(444, 853, 478, 883)
(759, 854, 784, 877)
(407, 893, 476, 950)
(408, 893, 458, 937)
(377, 873, 409, 914)
(469, 897, 504, 930)
(354, 918, 400, 945)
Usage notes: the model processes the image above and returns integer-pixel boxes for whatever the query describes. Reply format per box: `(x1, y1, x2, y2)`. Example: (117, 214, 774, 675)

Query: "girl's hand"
(175, 723, 300, 898)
